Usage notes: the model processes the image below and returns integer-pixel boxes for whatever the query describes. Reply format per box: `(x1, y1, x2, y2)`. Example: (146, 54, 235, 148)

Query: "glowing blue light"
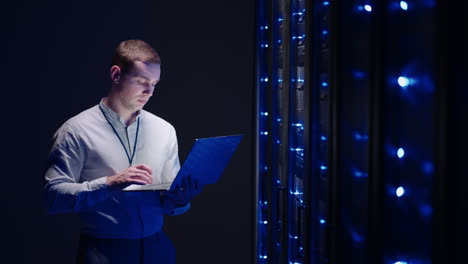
(291, 147, 304, 152)
(422, 161, 435, 174)
(260, 44, 269, 48)
(322, 30, 328, 35)
(262, 220, 268, 224)
(398, 76, 410, 88)
(276, 140, 281, 144)
(321, 82, 329, 87)
(320, 219, 326, 224)
(353, 132, 369, 141)
(420, 203, 432, 217)
(292, 123, 303, 127)
(289, 234, 299, 239)
(261, 131, 269, 136)
(290, 190, 303, 195)
(259, 255, 268, 259)
(396, 186, 405, 197)
(261, 112, 269, 116)
(264, 166, 268, 171)
(321, 136, 328, 141)
(320, 165, 328, 171)
(260, 25, 269, 30)
(292, 34, 306, 40)
(364, 5, 372, 12)
(352, 168, 368, 178)
(278, 18, 284, 22)
(323, 1, 330, 6)
(277, 118, 282, 122)
(353, 70, 366, 79)
(394, 261, 408, 264)
(400, 1, 408, 10)
(397, 148, 405, 158)
(351, 230, 364, 243)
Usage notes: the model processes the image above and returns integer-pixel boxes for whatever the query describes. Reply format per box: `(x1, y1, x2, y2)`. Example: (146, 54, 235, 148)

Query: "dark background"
(6, 0, 255, 263)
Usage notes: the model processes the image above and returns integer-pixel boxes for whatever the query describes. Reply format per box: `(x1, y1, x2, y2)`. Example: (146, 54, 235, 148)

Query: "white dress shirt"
(44, 99, 189, 239)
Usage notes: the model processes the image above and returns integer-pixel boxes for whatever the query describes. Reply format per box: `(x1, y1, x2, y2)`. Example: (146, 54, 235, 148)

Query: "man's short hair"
(111, 39, 161, 75)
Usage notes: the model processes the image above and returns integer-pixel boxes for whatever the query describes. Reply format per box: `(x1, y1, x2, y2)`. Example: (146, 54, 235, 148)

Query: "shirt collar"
(99, 98, 141, 127)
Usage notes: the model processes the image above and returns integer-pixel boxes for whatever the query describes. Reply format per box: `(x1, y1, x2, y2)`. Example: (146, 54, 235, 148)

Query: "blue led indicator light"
(352, 168, 368, 178)
(353, 132, 369, 141)
(396, 186, 405, 197)
(397, 148, 405, 158)
(398, 76, 410, 88)
(400, 1, 408, 10)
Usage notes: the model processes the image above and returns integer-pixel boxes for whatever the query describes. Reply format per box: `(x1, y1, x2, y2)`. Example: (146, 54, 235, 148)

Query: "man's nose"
(143, 85, 154, 96)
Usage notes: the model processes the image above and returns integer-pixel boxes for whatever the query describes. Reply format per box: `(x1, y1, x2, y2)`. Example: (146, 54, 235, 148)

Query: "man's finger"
(136, 164, 153, 175)
(129, 179, 148, 185)
(134, 168, 152, 181)
(131, 172, 152, 184)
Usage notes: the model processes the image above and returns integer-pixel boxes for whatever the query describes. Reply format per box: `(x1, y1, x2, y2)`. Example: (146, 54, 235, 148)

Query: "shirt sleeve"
(160, 125, 191, 215)
(43, 122, 111, 214)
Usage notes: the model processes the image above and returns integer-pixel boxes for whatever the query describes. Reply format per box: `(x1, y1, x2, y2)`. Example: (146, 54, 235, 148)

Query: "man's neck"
(103, 95, 139, 126)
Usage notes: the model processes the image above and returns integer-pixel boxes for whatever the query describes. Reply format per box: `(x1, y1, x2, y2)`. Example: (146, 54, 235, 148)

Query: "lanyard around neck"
(99, 105, 140, 166)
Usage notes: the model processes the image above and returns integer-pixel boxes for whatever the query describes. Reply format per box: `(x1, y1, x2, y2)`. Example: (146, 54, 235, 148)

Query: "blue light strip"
(256, 1, 270, 263)
(382, 1, 435, 263)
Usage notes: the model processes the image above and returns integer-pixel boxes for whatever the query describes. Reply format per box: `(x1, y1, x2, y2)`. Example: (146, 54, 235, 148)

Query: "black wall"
(7, 1, 255, 263)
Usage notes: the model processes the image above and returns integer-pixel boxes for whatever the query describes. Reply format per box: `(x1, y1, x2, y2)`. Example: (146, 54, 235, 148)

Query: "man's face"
(115, 61, 161, 113)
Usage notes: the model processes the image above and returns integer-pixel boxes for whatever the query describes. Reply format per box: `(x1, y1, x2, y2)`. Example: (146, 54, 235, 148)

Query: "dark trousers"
(76, 232, 175, 264)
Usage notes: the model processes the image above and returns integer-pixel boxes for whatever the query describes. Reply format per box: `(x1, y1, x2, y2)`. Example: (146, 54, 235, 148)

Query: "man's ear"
(110, 65, 121, 84)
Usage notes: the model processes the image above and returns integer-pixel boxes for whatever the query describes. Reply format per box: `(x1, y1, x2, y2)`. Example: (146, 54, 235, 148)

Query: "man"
(44, 39, 201, 263)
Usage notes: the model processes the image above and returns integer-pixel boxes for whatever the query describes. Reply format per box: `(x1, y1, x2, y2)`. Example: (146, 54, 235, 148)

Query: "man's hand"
(164, 175, 202, 208)
(106, 164, 153, 191)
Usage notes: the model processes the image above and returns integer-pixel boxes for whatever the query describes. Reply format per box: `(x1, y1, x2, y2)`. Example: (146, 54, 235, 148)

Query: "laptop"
(123, 134, 244, 191)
